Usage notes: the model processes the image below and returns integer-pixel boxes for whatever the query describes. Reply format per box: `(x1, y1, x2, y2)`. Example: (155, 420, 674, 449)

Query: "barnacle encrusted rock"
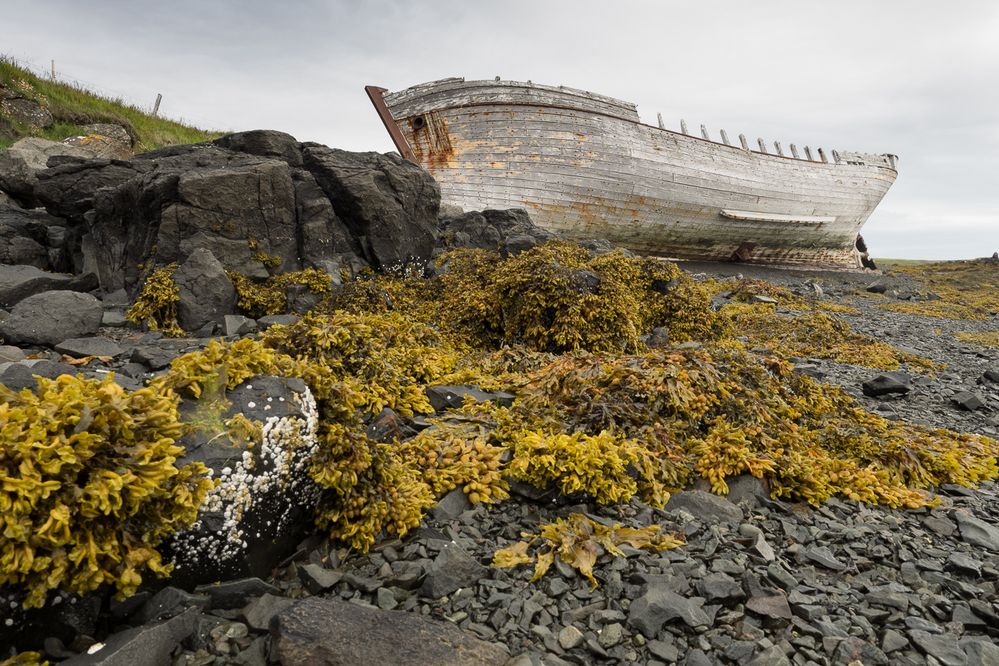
(166, 375, 321, 587)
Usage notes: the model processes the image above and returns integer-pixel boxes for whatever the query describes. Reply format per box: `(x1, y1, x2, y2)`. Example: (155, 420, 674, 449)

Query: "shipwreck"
(367, 78, 898, 270)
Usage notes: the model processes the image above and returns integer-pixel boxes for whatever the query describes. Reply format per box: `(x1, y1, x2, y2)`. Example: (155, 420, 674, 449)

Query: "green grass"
(0, 56, 221, 152)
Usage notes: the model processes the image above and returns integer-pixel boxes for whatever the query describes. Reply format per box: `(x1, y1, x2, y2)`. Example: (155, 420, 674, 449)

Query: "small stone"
(298, 563, 343, 594)
(746, 592, 793, 621)
(432, 488, 472, 521)
(953, 510, 999, 551)
(134, 587, 209, 624)
(54, 336, 125, 358)
(647, 638, 679, 663)
(419, 543, 487, 598)
(597, 622, 623, 648)
(950, 390, 985, 411)
(834, 637, 889, 666)
(194, 578, 279, 610)
(800, 546, 847, 571)
(241, 593, 294, 631)
(376, 588, 398, 610)
(627, 585, 710, 636)
(862, 373, 910, 397)
(224, 314, 257, 337)
(558, 624, 585, 650)
(946, 552, 982, 576)
(747, 644, 790, 666)
(665, 490, 743, 524)
(424, 384, 515, 411)
(257, 314, 299, 330)
(697, 572, 744, 602)
(882, 628, 908, 653)
(909, 629, 967, 666)
(101, 310, 128, 327)
(0, 345, 25, 362)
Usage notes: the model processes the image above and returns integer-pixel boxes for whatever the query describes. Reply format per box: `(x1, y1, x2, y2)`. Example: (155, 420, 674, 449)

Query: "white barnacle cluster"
(171, 383, 322, 571)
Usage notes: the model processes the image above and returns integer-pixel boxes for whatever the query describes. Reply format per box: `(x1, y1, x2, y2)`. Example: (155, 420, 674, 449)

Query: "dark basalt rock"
(439, 207, 553, 256)
(425, 384, 516, 412)
(21, 131, 439, 295)
(174, 248, 237, 332)
(166, 375, 322, 588)
(0, 289, 102, 346)
(301, 145, 440, 271)
(862, 372, 911, 397)
(950, 390, 985, 411)
(665, 490, 743, 524)
(271, 596, 509, 666)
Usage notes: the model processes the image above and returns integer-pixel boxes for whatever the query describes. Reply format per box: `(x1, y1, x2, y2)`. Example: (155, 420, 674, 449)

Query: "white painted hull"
(376, 78, 898, 269)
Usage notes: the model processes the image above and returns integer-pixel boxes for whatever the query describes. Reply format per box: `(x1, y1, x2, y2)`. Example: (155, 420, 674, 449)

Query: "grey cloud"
(3, 0, 997, 258)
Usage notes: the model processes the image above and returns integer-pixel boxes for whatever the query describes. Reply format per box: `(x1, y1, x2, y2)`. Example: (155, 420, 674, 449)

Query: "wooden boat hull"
(373, 78, 898, 269)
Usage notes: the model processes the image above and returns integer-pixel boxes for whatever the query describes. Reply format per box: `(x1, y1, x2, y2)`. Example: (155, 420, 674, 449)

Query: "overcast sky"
(4, 0, 998, 259)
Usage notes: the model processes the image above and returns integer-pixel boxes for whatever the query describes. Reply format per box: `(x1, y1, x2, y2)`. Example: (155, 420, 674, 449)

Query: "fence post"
(152, 94, 162, 116)
(680, 119, 688, 135)
(50, 60, 56, 80)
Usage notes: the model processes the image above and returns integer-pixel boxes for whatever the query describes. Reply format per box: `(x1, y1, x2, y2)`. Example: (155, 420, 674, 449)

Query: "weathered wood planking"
(380, 78, 898, 269)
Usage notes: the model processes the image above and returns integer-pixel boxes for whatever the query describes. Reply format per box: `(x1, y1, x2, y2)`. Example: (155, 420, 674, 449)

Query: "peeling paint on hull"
(377, 78, 898, 269)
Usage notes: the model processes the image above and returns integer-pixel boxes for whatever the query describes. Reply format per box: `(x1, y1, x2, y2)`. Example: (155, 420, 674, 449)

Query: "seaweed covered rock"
(162, 368, 322, 588)
(439, 207, 553, 256)
(0, 374, 212, 638)
(435, 242, 725, 352)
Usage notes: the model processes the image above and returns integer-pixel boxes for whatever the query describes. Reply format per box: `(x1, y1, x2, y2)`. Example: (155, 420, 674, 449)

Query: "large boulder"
(439, 208, 553, 256)
(61, 123, 133, 160)
(174, 248, 237, 332)
(0, 289, 102, 346)
(302, 145, 440, 270)
(0, 137, 101, 206)
(0, 264, 76, 308)
(35, 156, 145, 225)
(165, 375, 322, 588)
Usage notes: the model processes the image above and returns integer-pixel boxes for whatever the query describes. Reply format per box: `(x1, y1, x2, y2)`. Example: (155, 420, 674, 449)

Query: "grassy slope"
(0, 57, 220, 152)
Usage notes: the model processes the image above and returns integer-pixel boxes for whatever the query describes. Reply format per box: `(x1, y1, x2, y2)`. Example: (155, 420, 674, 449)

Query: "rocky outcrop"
(0, 85, 53, 129)
(301, 145, 440, 270)
(21, 130, 440, 293)
(0, 137, 102, 207)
